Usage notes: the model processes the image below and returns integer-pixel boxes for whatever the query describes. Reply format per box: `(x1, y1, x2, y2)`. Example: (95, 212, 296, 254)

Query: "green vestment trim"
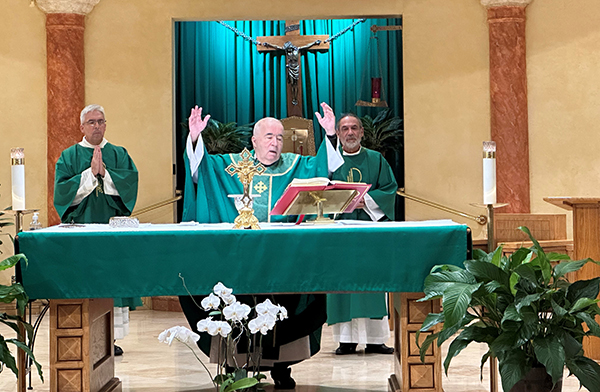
(327, 147, 398, 325)
(54, 143, 138, 224)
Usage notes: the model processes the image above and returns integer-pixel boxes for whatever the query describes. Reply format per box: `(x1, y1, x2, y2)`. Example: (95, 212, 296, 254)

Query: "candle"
(482, 141, 496, 205)
(11, 147, 25, 210)
(371, 77, 382, 103)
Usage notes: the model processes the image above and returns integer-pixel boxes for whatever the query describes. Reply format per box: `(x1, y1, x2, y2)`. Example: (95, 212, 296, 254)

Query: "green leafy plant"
(418, 226, 600, 392)
(359, 109, 403, 156)
(0, 254, 43, 380)
(182, 119, 253, 155)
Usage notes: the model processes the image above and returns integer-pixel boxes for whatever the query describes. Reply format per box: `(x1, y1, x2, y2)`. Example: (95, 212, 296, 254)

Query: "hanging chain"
(215, 20, 262, 45)
(325, 19, 366, 43)
(216, 18, 367, 46)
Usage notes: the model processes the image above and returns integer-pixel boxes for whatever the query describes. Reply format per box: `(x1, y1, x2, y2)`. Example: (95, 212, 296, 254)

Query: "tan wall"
(527, 1, 600, 235)
(403, 0, 490, 239)
(0, 1, 46, 285)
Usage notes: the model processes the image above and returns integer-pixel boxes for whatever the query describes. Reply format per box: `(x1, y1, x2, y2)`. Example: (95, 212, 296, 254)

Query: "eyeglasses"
(84, 119, 106, 126)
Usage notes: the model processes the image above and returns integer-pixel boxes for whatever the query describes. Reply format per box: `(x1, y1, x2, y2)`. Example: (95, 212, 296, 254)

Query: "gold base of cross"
(233, 207, 261, 230)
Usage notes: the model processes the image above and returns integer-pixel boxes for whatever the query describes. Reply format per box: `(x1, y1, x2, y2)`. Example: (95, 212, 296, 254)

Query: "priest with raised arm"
(179, 103, 342, 389)
(323, 112, 398, 355)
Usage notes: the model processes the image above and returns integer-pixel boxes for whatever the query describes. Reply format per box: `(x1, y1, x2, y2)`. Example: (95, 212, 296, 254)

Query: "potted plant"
(359, 109, 403, 157)
(417, 227, 600, 392)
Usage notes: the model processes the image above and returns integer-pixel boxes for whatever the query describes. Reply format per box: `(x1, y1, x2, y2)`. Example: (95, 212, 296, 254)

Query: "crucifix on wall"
(257, 21, 330, 117)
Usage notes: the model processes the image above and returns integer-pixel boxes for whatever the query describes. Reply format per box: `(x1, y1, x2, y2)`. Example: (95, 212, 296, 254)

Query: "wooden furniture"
(544, 197, 600, 360)
(495, 213, 566, 242)
(390, 293, 442, 392)
(280, 116, 316, 156)
(50, 299, 119, 392)
(18, 221, 467, 392)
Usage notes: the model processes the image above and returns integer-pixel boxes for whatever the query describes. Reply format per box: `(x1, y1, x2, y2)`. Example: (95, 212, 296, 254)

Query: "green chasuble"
(327, 147, 398, 325)
(182, 140, 331, 223)
(180, 139, 334, 360)
(54, 142, 140, 309)
(54, 143, 138, 224)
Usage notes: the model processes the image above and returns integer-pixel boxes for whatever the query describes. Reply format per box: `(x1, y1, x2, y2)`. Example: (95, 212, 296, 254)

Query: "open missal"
(270, 177, 371, 216)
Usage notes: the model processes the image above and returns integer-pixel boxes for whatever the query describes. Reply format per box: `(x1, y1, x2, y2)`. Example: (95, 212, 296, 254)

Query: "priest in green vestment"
(54, 104, 139, 356)
(324, 113, 398, 355)
(179, 104, 343, 389)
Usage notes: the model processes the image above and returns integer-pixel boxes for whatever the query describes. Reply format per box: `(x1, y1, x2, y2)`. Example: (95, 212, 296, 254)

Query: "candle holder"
(483, 141, 496, 205)
(371, 77, 382, 103)
(11, 147, 26, 211)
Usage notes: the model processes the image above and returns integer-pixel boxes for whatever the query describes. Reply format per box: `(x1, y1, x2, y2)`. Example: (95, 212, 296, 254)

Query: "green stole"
(327, 147, 398, 325)
(54, 143, 138, 224)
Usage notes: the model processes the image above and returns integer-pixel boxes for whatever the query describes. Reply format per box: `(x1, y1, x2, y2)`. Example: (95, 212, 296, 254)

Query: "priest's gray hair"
(253, 117, 283, 136)
(80, 104, 106, 125)
(336, 113, 363, 130)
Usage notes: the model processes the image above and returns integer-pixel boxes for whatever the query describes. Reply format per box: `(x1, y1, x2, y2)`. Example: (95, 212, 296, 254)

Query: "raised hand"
(315, 102, 336, 136)
(189, 105, 211, 143)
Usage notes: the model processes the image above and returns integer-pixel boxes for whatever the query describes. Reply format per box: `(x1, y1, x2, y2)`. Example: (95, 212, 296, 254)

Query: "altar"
(17, 220, 468, 392)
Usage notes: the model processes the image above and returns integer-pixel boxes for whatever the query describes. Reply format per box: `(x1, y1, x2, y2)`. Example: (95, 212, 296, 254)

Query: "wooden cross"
(257, 21, 329, 117)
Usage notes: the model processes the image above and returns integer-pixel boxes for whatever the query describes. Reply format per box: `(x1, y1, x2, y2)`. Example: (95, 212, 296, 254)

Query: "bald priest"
(179, 103, 343, 389)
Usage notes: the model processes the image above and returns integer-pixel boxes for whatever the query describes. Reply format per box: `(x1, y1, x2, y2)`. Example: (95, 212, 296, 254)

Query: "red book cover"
(270, 178, 371, 216)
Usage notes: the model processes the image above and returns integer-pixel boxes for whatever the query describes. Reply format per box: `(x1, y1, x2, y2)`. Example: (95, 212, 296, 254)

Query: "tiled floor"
(0, 309, 588, 391)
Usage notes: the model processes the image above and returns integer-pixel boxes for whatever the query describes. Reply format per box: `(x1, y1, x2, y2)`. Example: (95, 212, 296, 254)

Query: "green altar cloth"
(17, 221, 468, 300)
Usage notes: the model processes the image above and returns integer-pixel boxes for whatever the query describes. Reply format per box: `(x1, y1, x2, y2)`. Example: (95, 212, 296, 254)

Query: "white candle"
(11, 147, 26, 210)
(483, 141, 496, 205)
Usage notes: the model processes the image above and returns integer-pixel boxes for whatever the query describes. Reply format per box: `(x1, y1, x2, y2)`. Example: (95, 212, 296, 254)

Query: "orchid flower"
(249, 314, 276, 335)
(223, 301, 251, 322)
(213, 282, 233, 298)
(197, 317, 213, 332)
(158, 326, 200, 346)
(207, 320, 233, 337)
(201, 293, 221, 310)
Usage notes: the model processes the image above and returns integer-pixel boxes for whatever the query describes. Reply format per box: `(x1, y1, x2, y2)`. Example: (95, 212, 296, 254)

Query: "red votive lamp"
(371, 77, 382, 103)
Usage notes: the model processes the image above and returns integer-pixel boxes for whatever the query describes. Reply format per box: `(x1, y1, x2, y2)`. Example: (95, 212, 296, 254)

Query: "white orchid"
(197, 317, 213, 332)
(213, 282, 233, 298)
(223, 302, 251, 322)
(278, 305, 288, 320)
(201, 293, 221, 310)
(248, 314, 277, 335)
(222, 293, 236, 305)
(255, 299, 280, 317)
(158, 326, 200, 346)
(207, 320, 233, 337)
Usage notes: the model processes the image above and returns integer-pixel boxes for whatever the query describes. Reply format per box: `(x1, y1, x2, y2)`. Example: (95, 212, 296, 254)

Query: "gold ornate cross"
(225, 148, 266, 229)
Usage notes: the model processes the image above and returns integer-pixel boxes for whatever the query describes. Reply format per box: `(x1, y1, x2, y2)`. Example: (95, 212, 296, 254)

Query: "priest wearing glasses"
(53, 104, 139, 357)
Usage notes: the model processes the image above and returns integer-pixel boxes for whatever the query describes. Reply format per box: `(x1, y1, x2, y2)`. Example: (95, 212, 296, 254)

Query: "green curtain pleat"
(174, 18, 403, 220)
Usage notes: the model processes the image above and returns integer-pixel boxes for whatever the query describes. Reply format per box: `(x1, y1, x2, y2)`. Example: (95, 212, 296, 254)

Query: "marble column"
(481, 0, 533, 213)
(36, 0, 100, 226)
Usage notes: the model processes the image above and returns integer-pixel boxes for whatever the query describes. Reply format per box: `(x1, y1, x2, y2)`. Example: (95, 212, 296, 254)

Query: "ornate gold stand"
(309, 191, 334, 224)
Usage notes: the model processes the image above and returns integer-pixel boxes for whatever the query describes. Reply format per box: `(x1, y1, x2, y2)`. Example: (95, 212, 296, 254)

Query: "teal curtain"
(174, 18, 403, 220)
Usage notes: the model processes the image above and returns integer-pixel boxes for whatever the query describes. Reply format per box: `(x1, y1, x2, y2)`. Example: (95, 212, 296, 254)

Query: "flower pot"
(509, 367, 562, 392)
